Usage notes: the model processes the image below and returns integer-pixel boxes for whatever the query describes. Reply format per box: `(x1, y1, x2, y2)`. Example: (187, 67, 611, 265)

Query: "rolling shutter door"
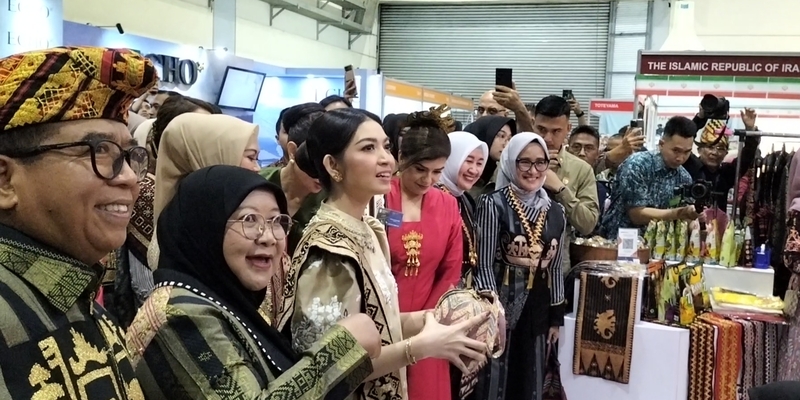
(379, 3, 611, 122)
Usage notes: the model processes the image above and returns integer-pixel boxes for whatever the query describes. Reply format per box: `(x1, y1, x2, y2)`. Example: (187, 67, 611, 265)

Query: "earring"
(332, 171, 343, 182)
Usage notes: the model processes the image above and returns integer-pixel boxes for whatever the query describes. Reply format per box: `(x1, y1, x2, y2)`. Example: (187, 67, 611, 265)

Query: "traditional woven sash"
(573, 272, 638, 384)
(754, 321, 765, 388)
(739, 319, 756, 400)
(699, 313, 743, 400)
(765, 322, 779, 385)
(688, 320, 715, 400)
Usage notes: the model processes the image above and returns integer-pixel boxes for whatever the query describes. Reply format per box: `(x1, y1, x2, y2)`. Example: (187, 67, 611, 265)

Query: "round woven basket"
(569, 243, 650, 264)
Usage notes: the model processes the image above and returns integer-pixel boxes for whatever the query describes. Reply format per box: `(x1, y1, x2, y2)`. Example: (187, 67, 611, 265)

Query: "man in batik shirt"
(600, 116, 700, 239)
(0, 46, 156, 398)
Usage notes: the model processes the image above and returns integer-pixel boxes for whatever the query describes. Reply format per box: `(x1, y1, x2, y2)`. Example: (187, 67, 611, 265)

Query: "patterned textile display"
(688, 320, 715, 400)
(698, 313, 743, 400)
(740, 319, 757, 400)
(572, 271, 638, 384)
(0, 46, 157, 130)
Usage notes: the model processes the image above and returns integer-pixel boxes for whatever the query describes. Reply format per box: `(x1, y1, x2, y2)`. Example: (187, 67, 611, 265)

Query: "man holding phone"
(532, 95, 599, 274)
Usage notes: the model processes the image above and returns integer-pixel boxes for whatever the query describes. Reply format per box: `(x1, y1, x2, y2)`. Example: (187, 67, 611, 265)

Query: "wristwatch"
(575, 111, 585, 118)
(555, 186, 567, 195)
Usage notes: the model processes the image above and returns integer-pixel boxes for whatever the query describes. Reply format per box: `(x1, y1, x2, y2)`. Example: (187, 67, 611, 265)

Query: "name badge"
(377, 207, 403, 228)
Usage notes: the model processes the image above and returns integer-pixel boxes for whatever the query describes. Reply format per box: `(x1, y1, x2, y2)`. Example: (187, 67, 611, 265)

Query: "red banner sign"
(639, 53, 800, 78)
(589, 100, 634, 112)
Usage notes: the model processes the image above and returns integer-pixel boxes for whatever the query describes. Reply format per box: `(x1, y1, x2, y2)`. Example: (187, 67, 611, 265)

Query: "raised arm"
(474, 194, 501, 292)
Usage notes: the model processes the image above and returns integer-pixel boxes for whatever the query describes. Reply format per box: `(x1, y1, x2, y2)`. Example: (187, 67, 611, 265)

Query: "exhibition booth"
(560, 51, 800, 400)
(382, 78, 474, 124)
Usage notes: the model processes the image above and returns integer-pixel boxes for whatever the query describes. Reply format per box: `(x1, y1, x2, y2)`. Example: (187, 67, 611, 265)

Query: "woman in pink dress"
(385, 111, 464, 400)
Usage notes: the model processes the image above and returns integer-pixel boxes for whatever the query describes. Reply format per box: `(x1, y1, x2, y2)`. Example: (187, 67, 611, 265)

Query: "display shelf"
(560, 277, 689, 400)
(703, 264, 775, 298)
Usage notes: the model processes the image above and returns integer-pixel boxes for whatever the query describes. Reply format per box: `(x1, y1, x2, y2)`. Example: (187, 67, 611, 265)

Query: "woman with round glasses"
(472, 132, 567, 400)
(127, 165, 382, 399)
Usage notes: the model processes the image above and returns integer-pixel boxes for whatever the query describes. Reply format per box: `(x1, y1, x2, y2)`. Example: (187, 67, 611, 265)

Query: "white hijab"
(496, 132, 551, 210)
(440, 131, 489, 196)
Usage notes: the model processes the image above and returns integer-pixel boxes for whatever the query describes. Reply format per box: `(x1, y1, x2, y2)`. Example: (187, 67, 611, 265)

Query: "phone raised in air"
(562, 89, 574, 100)
(495, 68, 513, 88)
(630, 119, 644, 129)
(344, 65, 357, 98)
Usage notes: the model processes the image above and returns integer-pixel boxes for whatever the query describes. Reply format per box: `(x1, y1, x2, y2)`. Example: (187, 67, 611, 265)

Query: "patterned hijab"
(497, 132, 551, 210)
(440, 131, 489, 196)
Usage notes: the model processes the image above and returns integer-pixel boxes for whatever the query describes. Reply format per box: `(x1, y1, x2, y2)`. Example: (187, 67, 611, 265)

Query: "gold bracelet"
(404, 339, 417, 365)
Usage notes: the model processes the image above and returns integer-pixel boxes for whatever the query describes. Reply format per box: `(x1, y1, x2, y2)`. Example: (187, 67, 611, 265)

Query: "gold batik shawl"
(278, 203, 406, 400)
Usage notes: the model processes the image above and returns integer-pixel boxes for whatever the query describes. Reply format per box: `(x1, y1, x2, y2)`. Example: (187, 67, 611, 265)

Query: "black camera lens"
(690, 183, 709, 199)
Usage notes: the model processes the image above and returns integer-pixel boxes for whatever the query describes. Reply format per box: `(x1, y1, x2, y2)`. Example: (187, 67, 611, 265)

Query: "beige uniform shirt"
(550, 148, 599, 273)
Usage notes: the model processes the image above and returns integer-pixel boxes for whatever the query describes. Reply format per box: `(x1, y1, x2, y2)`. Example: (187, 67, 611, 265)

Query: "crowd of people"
(1, 44, 796, 400)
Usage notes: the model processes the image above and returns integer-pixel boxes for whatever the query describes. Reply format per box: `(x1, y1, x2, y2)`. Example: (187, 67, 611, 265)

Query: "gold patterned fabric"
(688, 320, 715, 400)
(126, 280, 371, 399)
(0, 46, 156, 130)
(278, 202, 407, 400)
(0, 224, 143, 399)
(573, 271, 638, 384)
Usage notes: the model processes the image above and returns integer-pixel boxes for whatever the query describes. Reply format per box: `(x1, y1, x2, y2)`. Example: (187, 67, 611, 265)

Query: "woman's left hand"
(548, 326, 560, 344)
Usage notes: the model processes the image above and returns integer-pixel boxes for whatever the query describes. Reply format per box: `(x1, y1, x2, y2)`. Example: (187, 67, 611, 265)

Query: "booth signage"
(590, 100, 634, 113)
(639, 53, 800, 78)
(145, 53, 199, 86)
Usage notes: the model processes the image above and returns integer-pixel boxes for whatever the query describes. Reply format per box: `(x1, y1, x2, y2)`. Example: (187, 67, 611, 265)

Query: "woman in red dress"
(386, 111, 464, 400)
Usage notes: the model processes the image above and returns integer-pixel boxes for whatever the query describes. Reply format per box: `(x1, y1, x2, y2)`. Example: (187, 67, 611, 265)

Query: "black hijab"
(383, 113, 409, 160)
(153, 165, 296, 372)
(464, 116, 516, 184)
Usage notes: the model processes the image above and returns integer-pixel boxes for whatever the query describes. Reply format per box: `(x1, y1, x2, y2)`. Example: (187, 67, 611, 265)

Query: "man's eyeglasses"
(516, 158, 549, 173)
(569, 143, 597, 153)
(700, 145, 729, 154)
(228, 214, 292, 241)
(476, 107, 507, 116)
(3, 139, 149, 181)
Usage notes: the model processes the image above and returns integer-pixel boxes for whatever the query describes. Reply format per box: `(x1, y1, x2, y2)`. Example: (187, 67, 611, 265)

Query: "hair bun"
(294, 142, 319, 179)
(407, 104, 455, 133)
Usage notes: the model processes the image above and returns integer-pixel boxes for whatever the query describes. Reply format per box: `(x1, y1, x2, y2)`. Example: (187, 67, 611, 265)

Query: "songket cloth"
(698, 313, 742, 400)
(688, 320, 715, 400)
(572, 272, 638, 384)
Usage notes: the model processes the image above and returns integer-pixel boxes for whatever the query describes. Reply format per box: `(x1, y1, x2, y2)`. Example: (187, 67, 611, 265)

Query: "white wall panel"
(63, 0, 378, 68)
(650, 0, 800, 52)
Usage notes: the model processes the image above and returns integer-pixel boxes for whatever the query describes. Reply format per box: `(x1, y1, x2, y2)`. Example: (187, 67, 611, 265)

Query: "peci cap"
(0, 46, 157, 132)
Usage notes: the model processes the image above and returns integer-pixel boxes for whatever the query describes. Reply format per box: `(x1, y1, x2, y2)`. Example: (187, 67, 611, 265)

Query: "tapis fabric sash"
(572, 272, 638, 384)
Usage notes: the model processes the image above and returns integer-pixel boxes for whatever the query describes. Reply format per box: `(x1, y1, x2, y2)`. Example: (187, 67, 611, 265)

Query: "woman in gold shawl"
(277, 108, 490, 400)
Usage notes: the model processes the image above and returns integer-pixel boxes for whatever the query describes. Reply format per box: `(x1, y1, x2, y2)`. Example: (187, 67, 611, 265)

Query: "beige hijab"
(147, 113, 258, 269)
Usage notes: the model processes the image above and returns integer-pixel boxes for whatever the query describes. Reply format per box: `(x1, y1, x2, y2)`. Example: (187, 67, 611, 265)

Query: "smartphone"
(630, 119, 644, 129)
(562, 89, 574, 100)
(344, 65, 357, 98)
(495, 68, 513, 88)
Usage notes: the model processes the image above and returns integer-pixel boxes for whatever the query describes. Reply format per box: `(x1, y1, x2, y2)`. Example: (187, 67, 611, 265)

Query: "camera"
(700, 94, 730, 120)
(674, 180, 714, 212)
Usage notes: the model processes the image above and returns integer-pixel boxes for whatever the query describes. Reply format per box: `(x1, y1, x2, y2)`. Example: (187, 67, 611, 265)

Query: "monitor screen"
(216, 67, 267, 111)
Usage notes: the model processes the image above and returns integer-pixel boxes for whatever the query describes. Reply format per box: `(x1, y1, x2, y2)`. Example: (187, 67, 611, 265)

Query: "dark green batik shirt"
(0, 224, 144, 399)
(126, 284, 371, 399)
(260, 167, 326, 255)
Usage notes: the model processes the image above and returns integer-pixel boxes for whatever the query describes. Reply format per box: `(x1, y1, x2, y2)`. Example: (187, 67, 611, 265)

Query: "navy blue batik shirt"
(599, 150, 692, 239)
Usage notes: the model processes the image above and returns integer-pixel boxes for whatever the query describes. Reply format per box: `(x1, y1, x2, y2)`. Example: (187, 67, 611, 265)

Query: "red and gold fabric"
(0, 46, 157, 131)
(698, 313, 743, 400)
